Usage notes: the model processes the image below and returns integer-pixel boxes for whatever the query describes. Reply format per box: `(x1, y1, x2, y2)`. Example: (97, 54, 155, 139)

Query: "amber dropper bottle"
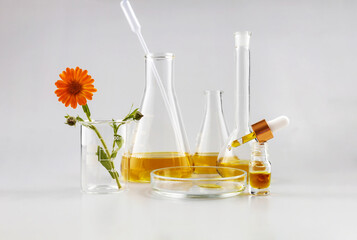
(228, 116, 289, 195)
(249, 142, 271, 195)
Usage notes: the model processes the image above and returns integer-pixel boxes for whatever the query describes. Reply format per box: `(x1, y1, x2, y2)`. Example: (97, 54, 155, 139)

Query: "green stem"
(112, 140, 116, 153)
(82, 104, 122, 189)
(92, 127, 111, 157)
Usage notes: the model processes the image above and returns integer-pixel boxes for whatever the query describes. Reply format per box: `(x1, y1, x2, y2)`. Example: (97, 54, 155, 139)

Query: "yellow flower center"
(68, 81, 82, 95)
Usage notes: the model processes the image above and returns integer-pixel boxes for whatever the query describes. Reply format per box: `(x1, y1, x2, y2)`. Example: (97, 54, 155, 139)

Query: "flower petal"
(84, 87, 97, 92)
(55, 80, 68, 88)
(79, 70, 88, 81)
(59, 72, 68, 81)
(82, 91, 93, 100)
(82, 78, 94, 84)
(77, 94, 87, 105)
(64, 95, 71, 107)
(70, 95, 77, 109)
(55, 89, 67, 96)
(55, 67, 96, 108)
(75, 67, 81, 81)
(79, 75, 91, 84)
(61, 94, 71, 104)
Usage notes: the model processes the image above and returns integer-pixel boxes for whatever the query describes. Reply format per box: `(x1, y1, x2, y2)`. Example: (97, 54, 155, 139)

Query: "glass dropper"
(228, 116, 290, 150)
(120, 0, 186, 152)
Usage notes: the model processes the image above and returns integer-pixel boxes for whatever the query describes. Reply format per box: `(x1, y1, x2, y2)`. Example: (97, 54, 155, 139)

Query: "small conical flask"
(218, 31, 252, 174)
(193, 90, 229, 173)
(124, 53, 191, 183)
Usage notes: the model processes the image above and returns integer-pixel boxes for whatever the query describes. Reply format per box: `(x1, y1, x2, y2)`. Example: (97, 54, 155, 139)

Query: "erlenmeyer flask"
(193, 90, 229, 173)
(218, 31, 252, 174)
(124, 53, 191, 183)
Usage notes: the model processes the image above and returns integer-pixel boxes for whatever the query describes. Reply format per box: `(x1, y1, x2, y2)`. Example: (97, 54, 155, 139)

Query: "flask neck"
(141, 52, 191, 154)
(145, 53, 174, 91)
(252, 142, 268, 159)
(234, 32, 251, 134)
(204, 90, 225, 117)
(195, 90, 229, 153)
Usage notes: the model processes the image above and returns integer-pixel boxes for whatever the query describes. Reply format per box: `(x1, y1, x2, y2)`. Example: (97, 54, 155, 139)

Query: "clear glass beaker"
(193, 90, 229, 173)
(81, 120, 129, 193)
(124, 53, 191, 183)
(218, 31, 252, 174)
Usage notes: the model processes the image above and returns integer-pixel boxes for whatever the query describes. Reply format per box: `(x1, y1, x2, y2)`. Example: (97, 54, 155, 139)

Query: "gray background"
(1, 0, 356, 189)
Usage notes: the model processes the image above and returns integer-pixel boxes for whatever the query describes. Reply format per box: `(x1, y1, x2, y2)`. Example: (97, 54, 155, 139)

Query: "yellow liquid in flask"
(217, 156, 250, 174)
(192, 152, 219, 174)
(122, 152, 192, 183)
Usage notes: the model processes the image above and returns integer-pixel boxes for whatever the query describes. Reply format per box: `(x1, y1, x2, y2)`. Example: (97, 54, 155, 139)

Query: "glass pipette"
(228, 116, 290, 150)
(120, 0, 186, 151)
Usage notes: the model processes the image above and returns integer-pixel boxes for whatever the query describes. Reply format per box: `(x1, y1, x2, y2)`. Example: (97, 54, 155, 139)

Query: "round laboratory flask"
(124, 53, 191, 183)
(218, 31, 252, 175)
(193, 90, 229, 174)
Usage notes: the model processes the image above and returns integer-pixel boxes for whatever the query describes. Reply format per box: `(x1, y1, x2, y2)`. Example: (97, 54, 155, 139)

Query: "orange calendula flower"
(55, 67, 97, 109)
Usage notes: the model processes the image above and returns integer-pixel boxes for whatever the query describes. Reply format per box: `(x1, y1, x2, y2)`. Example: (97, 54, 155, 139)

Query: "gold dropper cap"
(251, 119, 274, 143)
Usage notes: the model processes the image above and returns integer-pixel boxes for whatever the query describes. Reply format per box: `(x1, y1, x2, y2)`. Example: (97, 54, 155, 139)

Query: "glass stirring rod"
(228, 116, 290, 150)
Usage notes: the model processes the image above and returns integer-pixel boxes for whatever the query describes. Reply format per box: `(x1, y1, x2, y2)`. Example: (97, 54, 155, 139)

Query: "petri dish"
(151, 166, 247, 198)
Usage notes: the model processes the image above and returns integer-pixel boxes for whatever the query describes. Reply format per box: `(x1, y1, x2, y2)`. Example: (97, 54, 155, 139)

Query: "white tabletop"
(1, 173, 356, 240)
(1, 0, 357, 239)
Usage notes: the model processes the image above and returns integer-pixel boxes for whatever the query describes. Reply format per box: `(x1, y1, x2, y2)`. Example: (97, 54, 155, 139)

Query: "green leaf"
(96, 146, 119, 179)
(96, 146, 109, 160)
(111, 148, 119, 159)
(114, 134, 123, 150)
(110, 119, 119, 133)
(96, 146, 118, 179)
(122, 108, 139, 122)
(109, 170, 119, 179)
(112, 171, 119, 178)
(76, 116, 84, 122)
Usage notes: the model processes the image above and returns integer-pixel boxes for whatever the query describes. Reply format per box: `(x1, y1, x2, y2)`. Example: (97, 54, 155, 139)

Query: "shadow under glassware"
(80, 120, 130, 194)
